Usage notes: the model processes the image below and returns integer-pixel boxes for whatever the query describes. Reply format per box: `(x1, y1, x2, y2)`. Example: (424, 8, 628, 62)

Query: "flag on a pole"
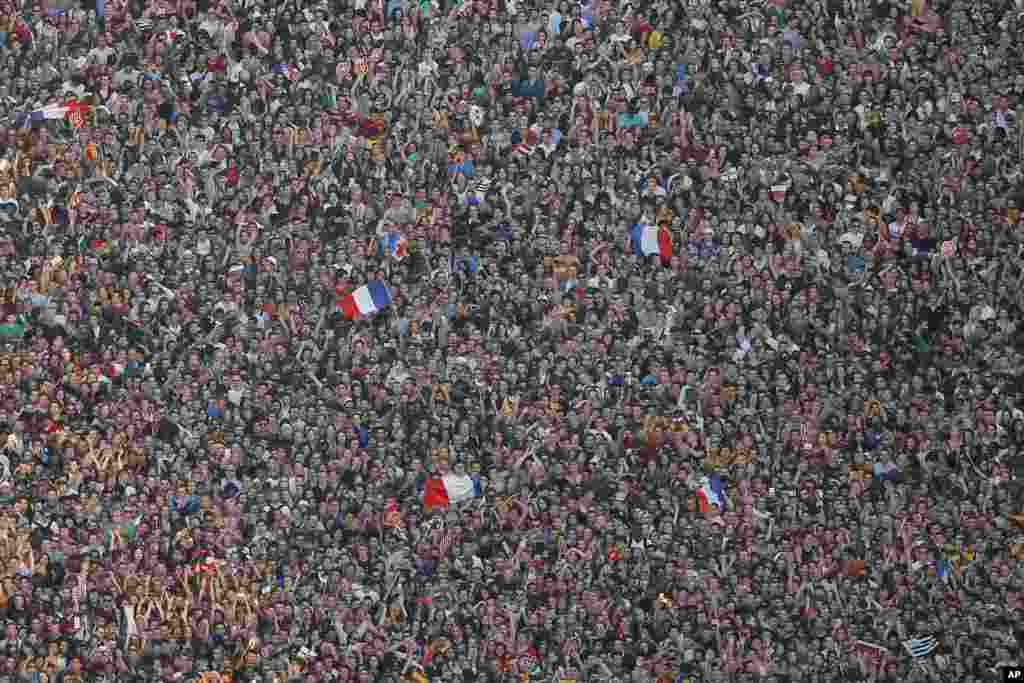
(903, 636, 938, 658)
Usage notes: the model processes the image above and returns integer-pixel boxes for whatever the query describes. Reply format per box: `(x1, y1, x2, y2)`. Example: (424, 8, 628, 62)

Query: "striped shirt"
(474, 176, 493, 196)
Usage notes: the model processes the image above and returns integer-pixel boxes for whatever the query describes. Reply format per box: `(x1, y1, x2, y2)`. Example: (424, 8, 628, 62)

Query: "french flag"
(421, 475, 482, 509)
(696, 475, 725, 514)
(384, 232, 408, 261)
(630, 223, 672, 262)
(337, 280, 392, 319)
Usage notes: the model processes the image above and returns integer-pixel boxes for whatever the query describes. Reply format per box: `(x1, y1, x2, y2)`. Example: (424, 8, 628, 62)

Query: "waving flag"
(337, 280, 392, 319)
(630, 223, 672, 260)
(421, 475, 481, 509)
(903, 636, 938, 658)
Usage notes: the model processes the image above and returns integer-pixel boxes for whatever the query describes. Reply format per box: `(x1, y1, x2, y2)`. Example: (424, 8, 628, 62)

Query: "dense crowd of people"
(0, 0, 1022, 680)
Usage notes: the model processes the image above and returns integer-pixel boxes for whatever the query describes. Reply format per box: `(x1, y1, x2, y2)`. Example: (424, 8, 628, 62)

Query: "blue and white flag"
(903, 636, 938, 658)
